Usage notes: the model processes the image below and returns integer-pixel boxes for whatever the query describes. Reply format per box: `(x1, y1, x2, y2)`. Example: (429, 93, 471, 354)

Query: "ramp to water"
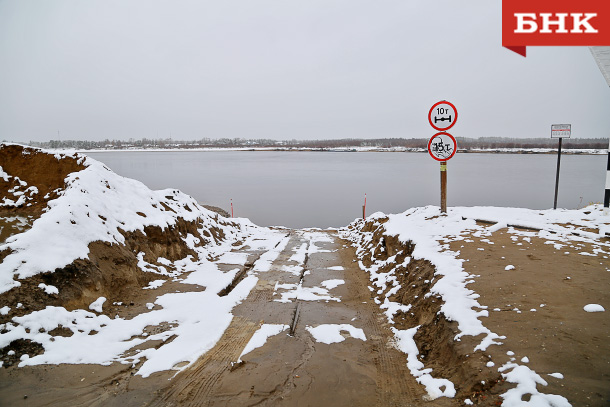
(152, 230, 434, 407)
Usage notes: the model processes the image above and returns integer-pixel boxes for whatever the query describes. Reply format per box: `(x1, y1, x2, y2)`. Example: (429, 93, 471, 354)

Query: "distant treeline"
(24, 137, 608, 150)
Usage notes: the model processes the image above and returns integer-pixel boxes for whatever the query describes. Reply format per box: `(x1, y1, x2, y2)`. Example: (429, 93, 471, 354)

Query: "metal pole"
(440, 161, 447, 213)
(605, 139, 610, 215)
(553, 138, 563, 210)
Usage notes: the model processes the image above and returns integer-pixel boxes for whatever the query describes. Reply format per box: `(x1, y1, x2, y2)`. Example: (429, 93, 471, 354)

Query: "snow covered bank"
(342, 205, 608, 405)
(0, 144, 287, 376)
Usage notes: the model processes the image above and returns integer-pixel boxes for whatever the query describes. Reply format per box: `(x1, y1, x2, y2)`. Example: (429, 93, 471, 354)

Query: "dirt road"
(0, 230, 439, 407)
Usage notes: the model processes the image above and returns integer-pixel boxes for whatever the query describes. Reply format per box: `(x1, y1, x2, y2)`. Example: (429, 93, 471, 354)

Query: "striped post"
(604, 140, 610, 215)
(363, 193, 367, 219)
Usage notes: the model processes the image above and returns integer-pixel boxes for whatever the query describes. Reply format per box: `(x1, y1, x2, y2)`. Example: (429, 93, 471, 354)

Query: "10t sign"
(428, 100, 458, 213)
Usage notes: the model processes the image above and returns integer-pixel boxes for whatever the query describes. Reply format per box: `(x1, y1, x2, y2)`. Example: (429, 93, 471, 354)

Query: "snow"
(0, 267, 263, 377)
(38, 284, 59, 295)
(392, 326, 456, 400)
(2, 146, 607, 401)
(306, 324, 366, 344)
(340, 204, 608, 403)
(217, 252, 249, 265)
(0, 148, 291, 378)
(342, 206, 505, 354)
(89, 297, 106, 313)
(252, 236, 290, 272)
(320, 279, 345, 290)
(548, 373, 564, 379)
(274, 283, 340, 303)
(583, 304, 605, 312)
(238, 324, 288, 362)
(144, 280, 166, 290)
(0, 152, 211, 293)
(499, 363, 570, 407)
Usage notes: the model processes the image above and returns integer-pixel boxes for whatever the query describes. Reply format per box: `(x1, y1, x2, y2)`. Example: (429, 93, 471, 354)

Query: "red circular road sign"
(428, 132, 457, 161)
(428, 100, 458, 131)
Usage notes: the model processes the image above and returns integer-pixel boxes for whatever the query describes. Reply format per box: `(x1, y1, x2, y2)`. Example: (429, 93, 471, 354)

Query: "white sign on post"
(428, 132, 458, 161)
(428, 100, 458, 214)
(428, 101, 458, 131)
(551, 124, 571, 138)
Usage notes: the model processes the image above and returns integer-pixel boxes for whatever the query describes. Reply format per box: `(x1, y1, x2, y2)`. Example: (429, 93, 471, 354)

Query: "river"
(86, 151, 606, 228)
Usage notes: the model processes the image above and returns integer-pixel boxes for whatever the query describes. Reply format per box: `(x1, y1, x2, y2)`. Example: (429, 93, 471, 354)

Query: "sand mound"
(347, 215, 505, 402)
(0, 144, 245, 366)
(1, 144, 88, 243)
(0, 144, 86, 215)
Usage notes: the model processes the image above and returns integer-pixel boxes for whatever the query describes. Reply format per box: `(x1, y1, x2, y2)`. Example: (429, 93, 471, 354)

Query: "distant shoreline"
(65, 147, 607, 155)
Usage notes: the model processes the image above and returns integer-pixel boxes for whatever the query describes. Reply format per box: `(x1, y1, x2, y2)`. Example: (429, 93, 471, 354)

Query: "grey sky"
(1, 0, 609, 142)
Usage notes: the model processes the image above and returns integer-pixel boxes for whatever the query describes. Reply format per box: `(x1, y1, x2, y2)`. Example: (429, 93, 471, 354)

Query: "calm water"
(87, 151, 606, 229)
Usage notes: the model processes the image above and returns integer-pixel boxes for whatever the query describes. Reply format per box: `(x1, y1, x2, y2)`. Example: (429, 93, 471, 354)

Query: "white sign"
(429, 101, 458, 131)
(551, 124, 571, 138)
(428, 132, 457, 161)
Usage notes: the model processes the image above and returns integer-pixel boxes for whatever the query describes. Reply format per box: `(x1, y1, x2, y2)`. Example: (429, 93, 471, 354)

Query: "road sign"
(428, 132, 457, 161)
(551, 124, 571, 138)
(429, 101, 458, 131)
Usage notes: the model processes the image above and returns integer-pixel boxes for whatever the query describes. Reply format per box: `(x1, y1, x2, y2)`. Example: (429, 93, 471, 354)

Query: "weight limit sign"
(428, 132, 457, 162)
(428, 101, 458, 131)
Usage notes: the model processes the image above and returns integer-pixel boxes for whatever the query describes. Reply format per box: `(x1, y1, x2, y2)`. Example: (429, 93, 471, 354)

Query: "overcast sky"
(1, 0, 609, 143)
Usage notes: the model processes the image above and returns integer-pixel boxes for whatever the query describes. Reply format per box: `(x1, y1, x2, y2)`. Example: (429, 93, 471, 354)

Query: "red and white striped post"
(362, 193, 367, 219)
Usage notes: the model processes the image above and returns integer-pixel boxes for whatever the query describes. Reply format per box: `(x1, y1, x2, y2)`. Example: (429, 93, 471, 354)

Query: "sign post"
(428, 101, 458, 214)
(551, 124, 571, 210)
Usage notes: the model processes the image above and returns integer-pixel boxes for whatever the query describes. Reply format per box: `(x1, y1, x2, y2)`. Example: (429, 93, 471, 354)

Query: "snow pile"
(89, 297, 106, 313)
(342, 205, 608, 404)
(342, 206, 501, 399)
(499, 363, 570, 407)
(583, 304, 605, 312)
(0, 145, 291, 377)
(0, 147, 234, 293)
(1, 206, 285, 377)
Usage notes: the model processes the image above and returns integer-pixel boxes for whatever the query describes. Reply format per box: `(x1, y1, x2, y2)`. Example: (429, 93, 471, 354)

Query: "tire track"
(339, 237, 426, 407)
(148, 233, 303, 407)
(148, 316, 260, 407)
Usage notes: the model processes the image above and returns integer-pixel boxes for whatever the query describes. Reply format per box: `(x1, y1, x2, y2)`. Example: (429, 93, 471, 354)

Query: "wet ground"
(0, 230, 444, 407)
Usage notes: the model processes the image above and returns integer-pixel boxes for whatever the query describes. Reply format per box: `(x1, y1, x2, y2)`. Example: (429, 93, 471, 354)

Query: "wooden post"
(231, 199, 234, 218)
(440, 161, 447, 213)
